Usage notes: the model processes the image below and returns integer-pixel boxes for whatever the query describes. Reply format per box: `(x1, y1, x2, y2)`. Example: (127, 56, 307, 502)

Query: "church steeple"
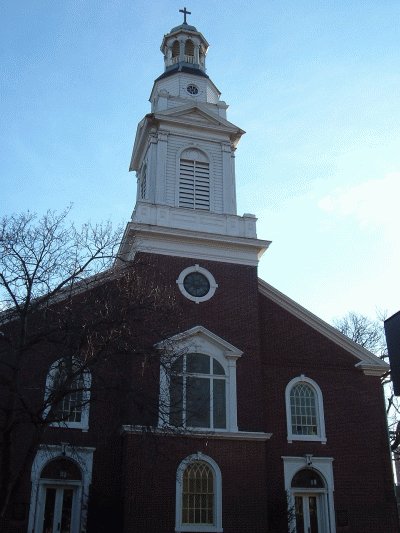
(118, 13, 270, 266)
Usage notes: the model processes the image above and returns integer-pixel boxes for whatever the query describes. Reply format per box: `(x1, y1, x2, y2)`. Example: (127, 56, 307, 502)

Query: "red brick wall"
(259, 293, 399, 532)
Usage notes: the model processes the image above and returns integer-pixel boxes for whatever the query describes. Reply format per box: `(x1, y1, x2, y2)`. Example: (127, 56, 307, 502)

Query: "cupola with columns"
(118, 10, 270, 266)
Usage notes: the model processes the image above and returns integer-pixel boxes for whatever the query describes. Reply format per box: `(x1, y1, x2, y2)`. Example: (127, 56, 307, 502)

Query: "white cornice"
(121, 222, 269, 266)
(258, 278, 388, 376)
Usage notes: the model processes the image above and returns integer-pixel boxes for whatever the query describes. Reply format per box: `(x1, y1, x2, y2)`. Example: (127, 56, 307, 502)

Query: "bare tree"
(333, 311, 400, 451)
(0, 209, 178, 521)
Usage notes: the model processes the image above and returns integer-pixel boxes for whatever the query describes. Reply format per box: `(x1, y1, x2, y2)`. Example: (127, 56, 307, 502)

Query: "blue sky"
(1, 0, 399, 324)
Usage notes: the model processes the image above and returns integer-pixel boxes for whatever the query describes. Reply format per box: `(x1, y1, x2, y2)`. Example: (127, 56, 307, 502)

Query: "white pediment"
(156, 325, 243, 361)
(154, 103, 244, 133)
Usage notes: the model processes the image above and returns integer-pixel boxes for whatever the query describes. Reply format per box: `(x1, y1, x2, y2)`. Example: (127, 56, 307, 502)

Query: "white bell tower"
(118, 11, 270, 266)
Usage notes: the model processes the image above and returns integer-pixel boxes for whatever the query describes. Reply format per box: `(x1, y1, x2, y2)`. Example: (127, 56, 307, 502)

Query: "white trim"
(282, 456, 336, 533)
(285, 375, 327, 444)
(176, 264, 218, 303)
(44, 358, 91, 431)
(175, 453, 223, 533)
(27, 445, 95, 533)
(156, 326, 242, 432)
(258, 279, 388, 376)
(120, 220, 269, 266)
(121, 425, 272, 441)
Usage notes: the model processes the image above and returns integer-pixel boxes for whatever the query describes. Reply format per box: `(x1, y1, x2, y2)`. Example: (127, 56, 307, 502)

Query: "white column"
(147, 132, 158, 204)
(227, 355, 239, 431)
(155, 131, 168, 205)
(222, 143, 236, 215)
(194, 44, 200, 65)
(179, 39, 185, 62)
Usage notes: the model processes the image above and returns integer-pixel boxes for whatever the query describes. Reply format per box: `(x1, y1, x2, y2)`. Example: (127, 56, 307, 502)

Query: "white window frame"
(157, 326, 242, 433)
(285, 375, 326, 443)
(44, 358, 91, 431)
(176, 265, 218, 304)
(282, 456, 336, 533)
(169, 352, 228, 430)
(27, 444, 95, 533)
(175, 453, 222, 533)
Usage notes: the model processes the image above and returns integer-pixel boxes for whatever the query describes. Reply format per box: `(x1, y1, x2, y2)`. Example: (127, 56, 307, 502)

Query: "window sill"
(287, 435, 326, 444)
(50, 422, 89, 432)
(176, 527, 223, 532)
(122, 425, 272, 441)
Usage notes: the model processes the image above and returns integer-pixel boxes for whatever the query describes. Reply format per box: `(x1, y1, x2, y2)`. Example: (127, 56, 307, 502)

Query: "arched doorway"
(35, 457, 82, 533)
(291, 469, 327, 533)
(28, 446, 94, 533)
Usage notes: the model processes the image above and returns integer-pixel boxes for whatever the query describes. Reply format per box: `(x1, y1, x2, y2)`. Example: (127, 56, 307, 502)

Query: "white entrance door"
(38, 486, 77, 533)
(295, 495, 321, 533)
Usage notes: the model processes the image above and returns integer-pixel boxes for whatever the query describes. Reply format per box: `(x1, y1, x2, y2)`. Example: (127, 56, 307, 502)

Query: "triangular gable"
(154, 103, 245, 134)
(258, 278, 388, 376)
(155, 325, 243, 361)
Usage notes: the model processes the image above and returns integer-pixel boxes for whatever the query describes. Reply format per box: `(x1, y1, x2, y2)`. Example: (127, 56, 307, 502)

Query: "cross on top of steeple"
(179, 7, 191, 24)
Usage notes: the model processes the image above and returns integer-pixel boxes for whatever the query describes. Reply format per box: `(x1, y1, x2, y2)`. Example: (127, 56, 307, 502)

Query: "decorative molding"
(122, 218, 269, 266)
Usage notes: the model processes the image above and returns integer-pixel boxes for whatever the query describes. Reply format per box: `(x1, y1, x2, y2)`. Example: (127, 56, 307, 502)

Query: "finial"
(179, 7, 191, 24)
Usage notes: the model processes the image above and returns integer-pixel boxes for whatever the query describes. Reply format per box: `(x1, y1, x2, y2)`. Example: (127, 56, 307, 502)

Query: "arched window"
(285, 376, 326, 443)
(44, 358, 91, 431)
(157, 326, 242, 433)
(170, 353, 226, 430)
(179, 148, 210, 210)
(176, 454, 222, 532)
(185, 39, 195, 62)
(172, 40, 180, 58)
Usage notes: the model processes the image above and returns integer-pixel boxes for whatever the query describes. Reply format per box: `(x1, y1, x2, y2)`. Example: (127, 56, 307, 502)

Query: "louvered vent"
(179, 158, 210, 210)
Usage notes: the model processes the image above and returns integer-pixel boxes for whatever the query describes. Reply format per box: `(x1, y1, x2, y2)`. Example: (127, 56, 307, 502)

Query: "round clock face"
(187, 84, 199, 95)
(183, 272, 210, 297)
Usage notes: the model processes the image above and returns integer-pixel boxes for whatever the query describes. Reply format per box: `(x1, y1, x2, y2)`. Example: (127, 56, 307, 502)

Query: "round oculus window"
(176, 265, 218, 303)
(183, 272, 210, 297)
(186, 84, 199, 95)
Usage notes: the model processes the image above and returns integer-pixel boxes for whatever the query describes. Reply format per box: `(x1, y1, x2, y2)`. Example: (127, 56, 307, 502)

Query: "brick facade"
(3, 251, 399, 532)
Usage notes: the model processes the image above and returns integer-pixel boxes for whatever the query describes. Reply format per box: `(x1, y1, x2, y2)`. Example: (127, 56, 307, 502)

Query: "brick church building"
(4, 13, 399, 533)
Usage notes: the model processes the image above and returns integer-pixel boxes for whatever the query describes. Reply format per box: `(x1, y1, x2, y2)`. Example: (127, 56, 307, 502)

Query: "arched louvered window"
(285, 376, 326, 443)
(179, 149, 210, 210)
(176, 454, 222, 532)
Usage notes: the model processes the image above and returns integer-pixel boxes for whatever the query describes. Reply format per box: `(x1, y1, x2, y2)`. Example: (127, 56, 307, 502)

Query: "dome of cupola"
(160, 8, 209, 78)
